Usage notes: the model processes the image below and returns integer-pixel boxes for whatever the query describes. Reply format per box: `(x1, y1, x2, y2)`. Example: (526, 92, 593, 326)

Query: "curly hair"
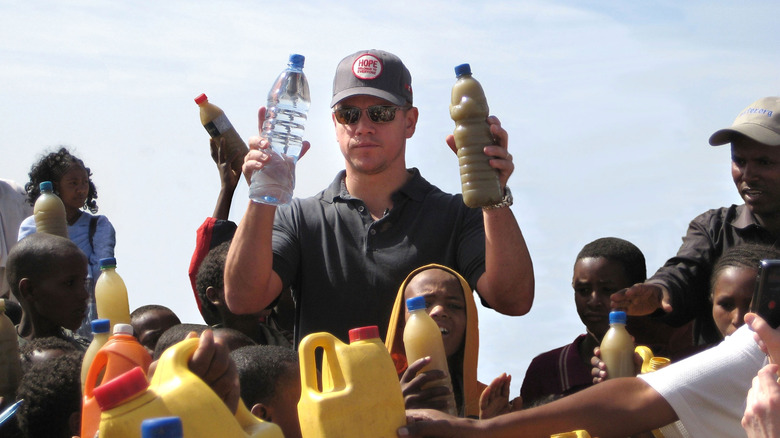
(25, 146, 99, 213)
(576, 237, 647, 285)
(195, 240, 231, 321)
(230, 344, 298, 407)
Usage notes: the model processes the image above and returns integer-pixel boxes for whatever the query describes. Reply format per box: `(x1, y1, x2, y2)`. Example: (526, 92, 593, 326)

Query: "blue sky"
(2, 0, 779, 387)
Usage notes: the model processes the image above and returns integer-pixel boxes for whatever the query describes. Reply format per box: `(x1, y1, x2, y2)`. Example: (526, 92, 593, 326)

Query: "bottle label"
(204, 113, 233, 138)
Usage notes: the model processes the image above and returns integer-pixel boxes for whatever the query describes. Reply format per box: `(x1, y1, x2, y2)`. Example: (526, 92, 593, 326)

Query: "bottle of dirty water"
(600, 311, 635, 379)
(195, 93, 249, 173)
(449, 63, 502, 208)
(34, 181, 69, 238)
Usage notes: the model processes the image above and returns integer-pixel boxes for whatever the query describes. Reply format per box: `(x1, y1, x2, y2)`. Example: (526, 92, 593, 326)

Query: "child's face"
(573, 257, 632, 339)
(712, 266, 756, 338)
(55, 164, 89, 211)
(403, 269, 467, 357)
(133, 309, 181, 356)
(29, 251, 88, 331)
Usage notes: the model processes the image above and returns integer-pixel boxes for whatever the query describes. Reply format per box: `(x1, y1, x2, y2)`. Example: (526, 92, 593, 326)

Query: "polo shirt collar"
(324, 168, 431, 204)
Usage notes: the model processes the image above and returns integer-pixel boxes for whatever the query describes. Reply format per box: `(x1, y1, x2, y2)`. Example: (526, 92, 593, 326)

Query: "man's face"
(332, 95, 417, 176)
(731, 137, 780, 220)
(403, 269, 467, 357)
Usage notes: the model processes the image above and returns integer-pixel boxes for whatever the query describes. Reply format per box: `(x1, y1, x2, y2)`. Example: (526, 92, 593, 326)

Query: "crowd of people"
(0, 48, 778, 438)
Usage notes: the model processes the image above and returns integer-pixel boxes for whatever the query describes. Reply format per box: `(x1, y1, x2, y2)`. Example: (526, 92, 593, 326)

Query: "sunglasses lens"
(336, 107, 361, 124)
(367, 106, 397, 123)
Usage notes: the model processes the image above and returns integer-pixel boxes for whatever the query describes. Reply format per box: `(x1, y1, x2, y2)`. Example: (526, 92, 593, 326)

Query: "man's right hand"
(244, 107, 311, 185)
(611, 283, 672, 316)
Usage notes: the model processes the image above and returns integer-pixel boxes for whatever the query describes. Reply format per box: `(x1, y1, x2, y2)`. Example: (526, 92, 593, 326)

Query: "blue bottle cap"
(406, 296, 427, 312)
(289, 53, 305, 69)
(609, 310, 627, 324)
(141, 416, 183, 438)
(91, 318, 111, 334)
(454, 63, 472, 77)
(99, 257, 117, 269)
(39, 181, 53, 192)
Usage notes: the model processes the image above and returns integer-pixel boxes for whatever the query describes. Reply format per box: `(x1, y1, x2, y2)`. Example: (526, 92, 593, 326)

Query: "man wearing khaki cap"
(613, 96, 780, 345)
(224, 50, 534, 345)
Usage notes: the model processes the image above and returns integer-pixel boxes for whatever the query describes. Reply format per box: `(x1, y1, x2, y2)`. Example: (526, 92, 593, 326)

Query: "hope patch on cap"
(352, 54, 383, 80)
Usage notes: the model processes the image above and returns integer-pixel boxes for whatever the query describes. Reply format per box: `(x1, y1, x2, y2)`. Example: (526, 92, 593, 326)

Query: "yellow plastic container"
(551, 431, 592, 438)
(298, 326, 406, 438)
(95, 337, 282, 438)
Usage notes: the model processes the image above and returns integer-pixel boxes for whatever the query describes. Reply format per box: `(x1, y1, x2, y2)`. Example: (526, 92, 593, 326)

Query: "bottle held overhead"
(34, 181, 69, 238)
(250, 53, 311, 206)
(195, 93, 249, 173)
(449, 63, 503, 208)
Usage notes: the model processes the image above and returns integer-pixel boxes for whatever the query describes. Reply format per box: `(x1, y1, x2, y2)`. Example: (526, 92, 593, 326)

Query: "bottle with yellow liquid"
(403, 296, 458, 416)
(93, 337, 283, 437)
(33, 181, 68, 238)
(81, 318, 111, 393)
(298, 326, 406, 438)
(0, 299, 22, 401)
(95, 257, 131, 329)
(600, 311, 635, 379)
(449, 63, 502, 208)
(195, 93, 249, 173)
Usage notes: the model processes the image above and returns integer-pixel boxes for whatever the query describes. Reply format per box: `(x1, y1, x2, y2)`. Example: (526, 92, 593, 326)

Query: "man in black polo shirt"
(224, 49, 534, 344)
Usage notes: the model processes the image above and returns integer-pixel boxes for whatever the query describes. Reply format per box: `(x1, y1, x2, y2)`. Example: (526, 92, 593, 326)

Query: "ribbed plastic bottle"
(82, 323, 152, 438)
(95, 257, 131, 329)
(33, 180, 69, 238)
(249, 53, 310, 206)
(0, 299, 22, 401)
(600, 311, 635, 379)
(449, 64, 503, 208)
(403, 296, 458, 415)
(81, 318, 111, 393)
(298, 326, 406, 438)
(142, 417, 184, 438)
(195, 93, 249, 173)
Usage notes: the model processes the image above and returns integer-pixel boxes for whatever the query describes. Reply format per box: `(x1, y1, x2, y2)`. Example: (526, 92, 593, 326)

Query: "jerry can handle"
(298, 332, 342, 393)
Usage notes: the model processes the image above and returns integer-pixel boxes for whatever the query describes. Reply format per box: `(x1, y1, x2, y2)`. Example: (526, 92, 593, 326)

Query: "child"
(18, 147, 116, 339)
(15, 351, 84, 438)
(709, 243, 780, 339)
(19, 335, 81, 375)
(521, 237, 693, 406)
(385, 264, 483, 418)
(230, 345, 302, 438)
(130, 304, 182, 356)
(7, 233, 89, 350)
(196, 241, 291, 347)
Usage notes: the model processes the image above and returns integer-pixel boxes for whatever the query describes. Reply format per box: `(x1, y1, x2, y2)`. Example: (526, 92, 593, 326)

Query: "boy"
(230, 344, 302, 438)
(7, 233, 89, 350)
(521, 237, 693, 406)
(130, 304, 181, 356)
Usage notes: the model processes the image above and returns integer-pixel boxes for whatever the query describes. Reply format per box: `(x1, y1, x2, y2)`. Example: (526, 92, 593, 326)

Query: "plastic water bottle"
(449, 63, 502, 208)
(34, 181, 69, 238)
(81, 318, 111, 393)
(249, 53, 310, 206)
(95, 257, 131, 330)
(195, 93, 249, 174)
(600, 311, 635, 379)
(142, 417, 184, 438)
(403, 296, 458, 416)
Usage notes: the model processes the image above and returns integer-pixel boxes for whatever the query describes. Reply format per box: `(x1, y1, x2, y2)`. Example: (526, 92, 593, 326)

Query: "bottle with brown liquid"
(449, 63, 502, 208)
(600, 311, 635, 379)
(195, 93, 249, 173)
(34, 181, 68, 238)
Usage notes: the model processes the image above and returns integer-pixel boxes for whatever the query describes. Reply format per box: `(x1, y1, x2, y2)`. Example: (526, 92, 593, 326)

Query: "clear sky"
(2, 0, 779, 388)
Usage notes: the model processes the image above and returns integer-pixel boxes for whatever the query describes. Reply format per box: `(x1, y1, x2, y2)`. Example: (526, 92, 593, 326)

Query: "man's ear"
(251, 402, 272, 422)
(404, 106, 418, 139)
(205, 286, 223, 306)
(17, 278, 33, 301)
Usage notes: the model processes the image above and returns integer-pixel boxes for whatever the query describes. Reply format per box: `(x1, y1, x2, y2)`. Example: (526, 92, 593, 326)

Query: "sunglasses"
(333, 105, 409, 125)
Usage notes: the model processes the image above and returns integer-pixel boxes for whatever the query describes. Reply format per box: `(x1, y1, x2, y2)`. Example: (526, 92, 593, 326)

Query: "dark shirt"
(648, 204, 779, 344)
(520, 334, 593, 406)
(272, 168, 486, 344)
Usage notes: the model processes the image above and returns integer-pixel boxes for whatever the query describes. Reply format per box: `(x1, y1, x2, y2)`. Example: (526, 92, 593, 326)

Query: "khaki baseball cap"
(330, 49, 413, 107)
(709, 96, 780, 146)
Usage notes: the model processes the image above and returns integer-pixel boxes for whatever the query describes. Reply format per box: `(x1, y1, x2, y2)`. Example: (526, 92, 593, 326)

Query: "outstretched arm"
(448, 116, 534, 315)
(210, 137, 242, 220)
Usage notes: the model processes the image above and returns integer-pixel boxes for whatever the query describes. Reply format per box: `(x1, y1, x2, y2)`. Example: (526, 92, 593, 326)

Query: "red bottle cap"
(349, 325, 380, 342)
(93, 366, 149, 411)
(194, 93, 208, 105)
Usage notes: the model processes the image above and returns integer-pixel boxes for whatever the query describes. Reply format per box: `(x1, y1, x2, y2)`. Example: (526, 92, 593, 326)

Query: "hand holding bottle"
(445, 115, 514, 190)
(400, 356, 454, 411)
(243, 107, 311, 187)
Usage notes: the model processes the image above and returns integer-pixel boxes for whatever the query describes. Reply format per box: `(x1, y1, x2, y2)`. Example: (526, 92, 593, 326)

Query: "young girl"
(18, 147, 116, 338)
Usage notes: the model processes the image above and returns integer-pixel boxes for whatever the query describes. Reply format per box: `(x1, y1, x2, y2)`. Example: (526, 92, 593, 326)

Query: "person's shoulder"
(526, 336, 584, 370)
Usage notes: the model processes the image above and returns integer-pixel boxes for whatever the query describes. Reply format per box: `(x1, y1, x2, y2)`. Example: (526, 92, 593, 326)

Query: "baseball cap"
(330, 49, 413, 107)
(709, 96, 780, 147)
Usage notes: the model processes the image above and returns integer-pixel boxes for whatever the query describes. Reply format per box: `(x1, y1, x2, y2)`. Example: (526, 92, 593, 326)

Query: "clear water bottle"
(249, 54, 310, 206)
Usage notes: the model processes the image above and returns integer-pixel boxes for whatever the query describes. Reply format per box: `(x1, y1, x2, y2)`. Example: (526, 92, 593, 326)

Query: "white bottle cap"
(113, 323, 133, 335)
